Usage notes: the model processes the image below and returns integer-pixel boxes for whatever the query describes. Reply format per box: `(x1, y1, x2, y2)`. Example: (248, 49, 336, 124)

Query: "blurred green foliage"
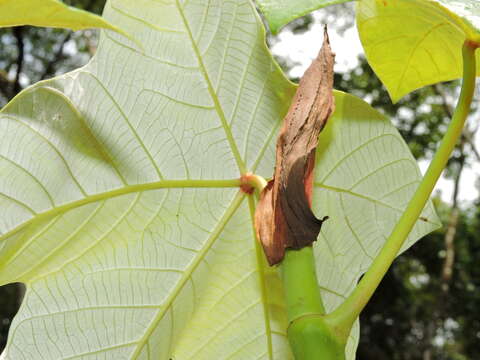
(357, 198, 480, 359)
(0, 0, 105, 106)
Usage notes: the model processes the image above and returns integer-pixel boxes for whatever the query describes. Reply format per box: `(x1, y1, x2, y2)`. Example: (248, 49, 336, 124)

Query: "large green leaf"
(254, 0, 353, 34)
(0, 0, 439, 358)
(357, 0, 480, 102)
(0, 0, 128, 36)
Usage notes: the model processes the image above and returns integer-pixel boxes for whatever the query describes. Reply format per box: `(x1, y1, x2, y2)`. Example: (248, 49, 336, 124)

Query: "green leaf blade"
(357, 0, 480, 102)
(255, 0, 353, 34)
(0, 0, 130, 38)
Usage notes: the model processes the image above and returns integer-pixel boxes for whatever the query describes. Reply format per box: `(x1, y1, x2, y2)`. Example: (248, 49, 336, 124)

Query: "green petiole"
(327, 39, 479, 337)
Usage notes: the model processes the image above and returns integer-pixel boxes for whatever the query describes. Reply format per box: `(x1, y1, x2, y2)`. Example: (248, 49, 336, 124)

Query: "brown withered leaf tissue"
(255, 28, 335, 266)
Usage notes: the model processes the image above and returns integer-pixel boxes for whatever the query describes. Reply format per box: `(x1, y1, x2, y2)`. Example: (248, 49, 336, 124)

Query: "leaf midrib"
(129, 191, 246, 359)
(175, 0, 247, 174)
(0, 179, 241, 244)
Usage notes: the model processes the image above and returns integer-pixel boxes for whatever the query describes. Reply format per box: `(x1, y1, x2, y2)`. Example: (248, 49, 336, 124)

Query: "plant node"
(239, 173, 267, 194)
(466, 39, 480, 50)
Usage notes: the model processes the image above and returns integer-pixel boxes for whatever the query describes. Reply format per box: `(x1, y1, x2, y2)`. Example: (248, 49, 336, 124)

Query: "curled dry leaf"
(254, 28, 335, 266)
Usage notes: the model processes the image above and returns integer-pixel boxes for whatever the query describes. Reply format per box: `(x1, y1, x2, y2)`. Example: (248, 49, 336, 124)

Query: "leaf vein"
(175, 0, 246, 174)
(130, 191, 246, 359)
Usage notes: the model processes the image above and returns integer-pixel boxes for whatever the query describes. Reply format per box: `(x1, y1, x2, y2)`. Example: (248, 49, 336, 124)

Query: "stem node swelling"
(240, 173, 268, 194)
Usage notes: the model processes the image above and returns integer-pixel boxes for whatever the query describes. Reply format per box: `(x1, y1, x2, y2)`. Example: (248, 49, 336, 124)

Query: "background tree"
(0, 0, 104, 106)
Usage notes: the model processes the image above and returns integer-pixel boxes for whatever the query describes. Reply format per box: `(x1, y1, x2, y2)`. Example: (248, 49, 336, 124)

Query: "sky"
(270, 7, 480, 205)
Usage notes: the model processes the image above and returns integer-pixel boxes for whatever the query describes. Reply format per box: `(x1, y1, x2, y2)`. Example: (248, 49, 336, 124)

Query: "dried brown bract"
(254, 28, 335, 266)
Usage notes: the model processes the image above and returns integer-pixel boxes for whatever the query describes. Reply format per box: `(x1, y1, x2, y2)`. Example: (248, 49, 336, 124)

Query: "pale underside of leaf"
(357, 0, 480, 102)
(0, 0, 295, 358)
(0, 0, 439, 359)
(309, 91, 440, 358)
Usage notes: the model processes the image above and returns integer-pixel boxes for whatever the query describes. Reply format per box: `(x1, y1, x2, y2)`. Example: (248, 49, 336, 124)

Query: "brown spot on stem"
(240, 173, 255, 194)
(254, 27, 335, 266)
(466, 39, 480, 50)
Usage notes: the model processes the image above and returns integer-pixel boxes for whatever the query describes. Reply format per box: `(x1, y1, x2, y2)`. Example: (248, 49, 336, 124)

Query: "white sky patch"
(271, 14, 363, 77)
(419, 158, 480, 205)
(437, 0, 480, 32)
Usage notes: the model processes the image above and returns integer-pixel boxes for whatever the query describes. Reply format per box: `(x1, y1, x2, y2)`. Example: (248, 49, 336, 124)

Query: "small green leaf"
(255, 0, 353, 34)
(0, 0, 129, 36)
(357, 0, 480, 102)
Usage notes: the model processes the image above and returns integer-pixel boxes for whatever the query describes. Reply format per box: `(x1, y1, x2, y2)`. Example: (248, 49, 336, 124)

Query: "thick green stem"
(282, 248, 346, 359)
(281, 247, 325, 321)
(327, 41, 478, 332)
(252, 177, 344, 358)
(287, 314, 346, 360)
